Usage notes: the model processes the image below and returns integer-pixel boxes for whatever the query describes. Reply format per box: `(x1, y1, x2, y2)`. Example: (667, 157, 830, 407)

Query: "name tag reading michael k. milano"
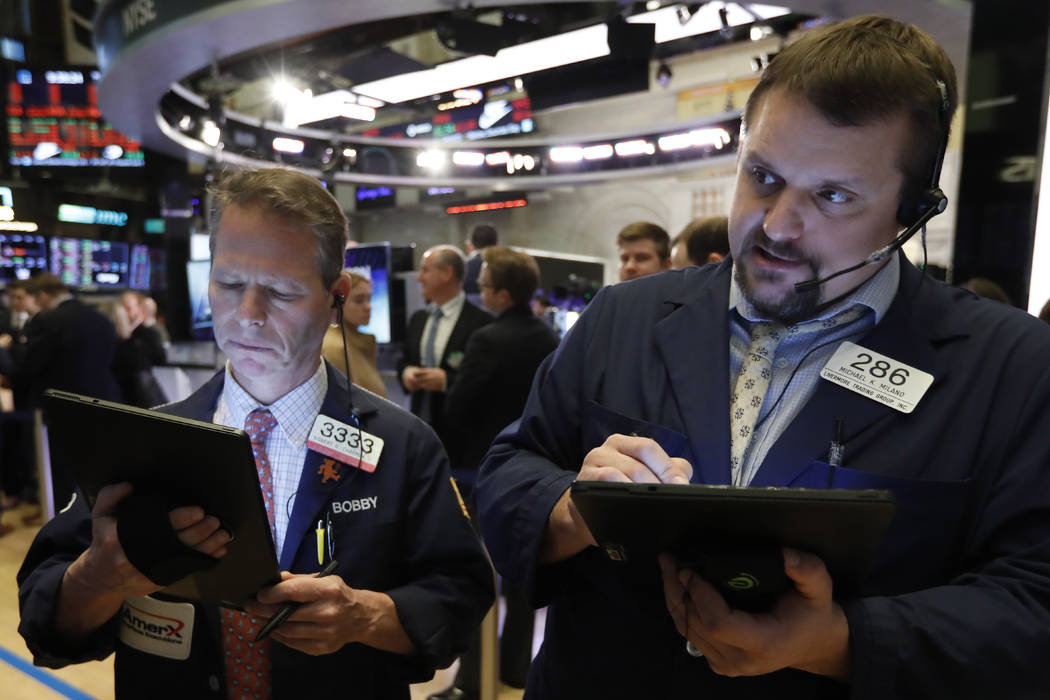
(307, 414, 384, 473)
(821, 341, 933, 413)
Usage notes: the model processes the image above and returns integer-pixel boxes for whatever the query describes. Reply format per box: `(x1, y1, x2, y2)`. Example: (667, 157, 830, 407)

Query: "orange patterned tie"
(221, 408, 279, 700)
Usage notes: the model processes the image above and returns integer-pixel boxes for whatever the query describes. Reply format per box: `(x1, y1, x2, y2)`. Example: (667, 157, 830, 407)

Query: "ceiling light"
(549, 146, 584, 163)
(342, 147, 357, 159)
(485, 151, 510, 166)
(646, 0, 662, 10)
(271, 78, 302, 104)
(417, 150, 448, 169)
(614, 139, 655, 156)
(583, 144, 614, 160)
(452, 150, 485, 166)
(32, 142, 61, 160)
(101, 144, 124, 160)
(342, 103, 376, 121)
(272, 137, 305, 154)
(178, 115, 192, 130)
(750, 23, 774, 41)
(354, 4, 787, 104)
(201, 120, 221, 147)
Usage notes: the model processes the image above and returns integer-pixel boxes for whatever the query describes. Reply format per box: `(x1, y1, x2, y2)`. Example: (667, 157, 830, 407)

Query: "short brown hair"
(673, 216, 729, 265)
(208, 167, 349, 288)
(616, 222, 670, 260)
(470, 223, 499, 249)
(482, 246, 540, 307)
(744, 15, 958, 213)
(26, 273, 67, 296)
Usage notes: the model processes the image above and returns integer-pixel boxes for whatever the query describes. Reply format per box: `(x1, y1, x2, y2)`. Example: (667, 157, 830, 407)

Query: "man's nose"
(236, 287, 267, 325)
(762, 190, 805, 242)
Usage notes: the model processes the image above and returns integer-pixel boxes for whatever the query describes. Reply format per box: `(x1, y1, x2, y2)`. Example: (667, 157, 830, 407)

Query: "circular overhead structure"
(93, 0, 797, 187)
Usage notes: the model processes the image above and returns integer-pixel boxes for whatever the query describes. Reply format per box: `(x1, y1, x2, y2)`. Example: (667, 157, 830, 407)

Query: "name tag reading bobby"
(307, 414, 384, 473)
(820, 341, 933, 413)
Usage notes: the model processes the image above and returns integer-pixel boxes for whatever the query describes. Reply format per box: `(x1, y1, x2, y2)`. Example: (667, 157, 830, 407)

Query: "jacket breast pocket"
(582, 401, 694, 464)
(790, 461, 972, 594)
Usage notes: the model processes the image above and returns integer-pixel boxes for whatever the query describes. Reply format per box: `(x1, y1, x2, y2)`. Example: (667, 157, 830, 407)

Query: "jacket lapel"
(653, 263, 733, 485)
(278, 364, 381, 570)
(751, 259, 952, 486)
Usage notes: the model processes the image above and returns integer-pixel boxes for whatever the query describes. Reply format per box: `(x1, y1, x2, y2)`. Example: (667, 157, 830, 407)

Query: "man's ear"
(661, 257, 673, 271)
(328, 274, 351, 321)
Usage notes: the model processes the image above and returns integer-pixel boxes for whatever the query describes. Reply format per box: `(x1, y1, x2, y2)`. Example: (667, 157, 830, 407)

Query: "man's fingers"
(92, 483, 133, 517)
(168, 505, 206, 530)
(781, 547, 832, 603)
(587, 434, 692, 484)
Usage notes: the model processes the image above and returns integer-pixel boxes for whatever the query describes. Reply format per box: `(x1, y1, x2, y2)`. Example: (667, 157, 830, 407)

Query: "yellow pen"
(315, 520, 325, 565)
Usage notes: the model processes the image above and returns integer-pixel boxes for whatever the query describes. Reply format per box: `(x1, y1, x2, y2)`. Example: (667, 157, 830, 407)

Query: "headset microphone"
(793, 188, 947, 294)
(332, 285, 360, 427)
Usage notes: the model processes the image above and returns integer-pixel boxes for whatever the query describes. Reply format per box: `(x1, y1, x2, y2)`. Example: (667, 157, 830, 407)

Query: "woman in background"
(322, 271, 387, 397)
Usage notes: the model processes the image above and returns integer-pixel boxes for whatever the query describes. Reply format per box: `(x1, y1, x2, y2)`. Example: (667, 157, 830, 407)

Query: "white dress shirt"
(419, 292, 466, 368)
(213, 361, 327, 560)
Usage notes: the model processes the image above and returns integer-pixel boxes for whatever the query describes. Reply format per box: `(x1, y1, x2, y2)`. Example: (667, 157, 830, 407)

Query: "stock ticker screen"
(7, 67, 144, 168)
(49, 237, 129, 287)
(0, 233, 47, 283)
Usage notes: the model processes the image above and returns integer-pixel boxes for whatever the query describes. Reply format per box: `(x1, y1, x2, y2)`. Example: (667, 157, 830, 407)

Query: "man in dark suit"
(462, 223, 499, 306)
(399, 245, 491, 469)
(17, 167, 492, 698)
(433, 247, 559, 700)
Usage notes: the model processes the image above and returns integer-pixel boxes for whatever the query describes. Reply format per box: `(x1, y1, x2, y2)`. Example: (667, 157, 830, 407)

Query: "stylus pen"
(254, 559, 340, 642)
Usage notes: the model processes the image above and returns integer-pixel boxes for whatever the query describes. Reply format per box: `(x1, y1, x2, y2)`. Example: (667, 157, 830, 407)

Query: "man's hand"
(401, 366, 423, 392)
(56, 483, 230, 638)
(414, 368, 447, 392)
(0, 333, 12, 349)
(243, 572, 414, 657)
(540, 434, 693, 563)
(658, 549, 851, 680)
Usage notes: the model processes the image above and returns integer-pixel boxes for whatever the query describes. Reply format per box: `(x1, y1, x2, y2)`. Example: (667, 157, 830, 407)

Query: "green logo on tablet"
(727, 573, 759, 590)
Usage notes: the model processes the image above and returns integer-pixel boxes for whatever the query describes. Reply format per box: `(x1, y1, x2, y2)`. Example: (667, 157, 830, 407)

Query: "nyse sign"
(122, 0, 157, 38)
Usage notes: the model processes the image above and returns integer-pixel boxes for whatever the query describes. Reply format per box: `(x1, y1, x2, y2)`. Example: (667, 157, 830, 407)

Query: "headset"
(331, 290, 361, 427)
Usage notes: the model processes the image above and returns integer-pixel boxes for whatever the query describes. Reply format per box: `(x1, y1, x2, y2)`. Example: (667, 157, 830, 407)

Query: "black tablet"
(42, 389, 280, 607)
(570, 481, 895, 610)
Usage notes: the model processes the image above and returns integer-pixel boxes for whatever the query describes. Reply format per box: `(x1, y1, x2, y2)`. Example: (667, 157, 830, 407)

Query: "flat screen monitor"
(186, 260, 213, 340)
(344, 244, 391, 344)
(7, 67, 145, 168)
(128, 244, 151, 290)
(189, 232, 210, 261)
(149, 248, 167, 291)
(0, 233, 48, 283)
(49, 236, 129, 287)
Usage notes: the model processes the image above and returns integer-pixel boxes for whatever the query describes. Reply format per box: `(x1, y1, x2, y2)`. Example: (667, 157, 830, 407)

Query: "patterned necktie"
(730, 322, 785, 485)
(730, 306, 868, 485)
(221, 408, 279, 700)
(423, 307, 443, 367)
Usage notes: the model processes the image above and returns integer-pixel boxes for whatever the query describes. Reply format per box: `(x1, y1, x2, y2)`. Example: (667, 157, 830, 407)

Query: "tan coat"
(321, 325, 387, 398)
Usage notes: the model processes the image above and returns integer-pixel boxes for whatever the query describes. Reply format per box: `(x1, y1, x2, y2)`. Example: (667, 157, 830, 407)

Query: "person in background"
(432, 247, 560, 700)
(959, 276, 1012, 305)
(462, 223, 499, 305)
(111, 291, 168, 408)
(616, 221, 671, 282)
(399, 245, 491, 471)
(17, 166, 493, 698)
(670, 215, 730, 268)
(141, 295, 171, 346)
(322, 270, 387, 397)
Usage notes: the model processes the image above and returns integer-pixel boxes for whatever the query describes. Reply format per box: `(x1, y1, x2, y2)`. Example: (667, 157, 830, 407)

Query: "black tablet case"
(571, 481, 895, 607)
(43, 389, 281, 607)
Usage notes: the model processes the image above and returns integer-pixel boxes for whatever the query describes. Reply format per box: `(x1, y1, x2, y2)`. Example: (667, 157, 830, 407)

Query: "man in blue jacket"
(475, 15, 1050, 700)
(18, 167, 493, 698)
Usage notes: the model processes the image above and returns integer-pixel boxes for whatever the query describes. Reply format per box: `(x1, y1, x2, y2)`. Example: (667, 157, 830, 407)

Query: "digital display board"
(7, 67, 145, 167)
(129, 244, 151, 290)
(186, 260, 213, 340)
(344, 244, 391, 345)
(49, 237, 129, 287)
(0, 233, 47, 283)
(362, 93, 534, 142)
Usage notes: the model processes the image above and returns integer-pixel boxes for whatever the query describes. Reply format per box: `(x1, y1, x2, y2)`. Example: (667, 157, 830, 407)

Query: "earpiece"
(332, 293, 345, 309)
(895, 79, 951, 227)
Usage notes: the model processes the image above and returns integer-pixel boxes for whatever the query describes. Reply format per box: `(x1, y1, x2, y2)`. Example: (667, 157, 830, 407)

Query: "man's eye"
(818, 189, 851, 204)
(751, 168, 778, 187)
